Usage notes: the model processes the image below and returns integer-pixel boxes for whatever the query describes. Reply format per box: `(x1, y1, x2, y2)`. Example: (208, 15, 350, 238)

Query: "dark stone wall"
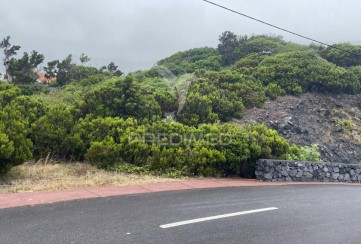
(256, 159, 361, 183)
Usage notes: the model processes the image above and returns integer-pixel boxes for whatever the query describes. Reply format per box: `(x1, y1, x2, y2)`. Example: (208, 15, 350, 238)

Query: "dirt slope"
(235, 93, 361, 163)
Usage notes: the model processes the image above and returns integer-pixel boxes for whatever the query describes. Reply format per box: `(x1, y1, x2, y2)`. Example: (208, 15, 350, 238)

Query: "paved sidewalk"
(1, 179, 360, 209)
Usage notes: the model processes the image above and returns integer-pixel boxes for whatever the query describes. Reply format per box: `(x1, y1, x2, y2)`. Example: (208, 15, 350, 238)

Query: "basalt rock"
(256, 159, 361, 183)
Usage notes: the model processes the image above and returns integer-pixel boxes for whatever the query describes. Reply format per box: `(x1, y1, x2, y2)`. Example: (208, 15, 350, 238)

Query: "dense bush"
(157, 47, 222, 75)
(286, 144, 321, 162)
(4, 32, 347, 177)
(32, 74, 117, 107)
(0, 83, 21, 107)
(218, 32, 306, 66)
(0, 122, 14, 173)
(80, 75, 162, 120)
(254, 51, 361, 94)
(2, 73, 300, 177)
(72, 118, 294, 177)
(30, 105, 77, 159)
(321, 43, 361, 67)
(174, 70, 266, 125)
(87, 137, 122, 168)
(23, 111, 297, 177)
(16, 83, 49, 96)
(0, 101, 34, 171)
(265, 83, 286, 100)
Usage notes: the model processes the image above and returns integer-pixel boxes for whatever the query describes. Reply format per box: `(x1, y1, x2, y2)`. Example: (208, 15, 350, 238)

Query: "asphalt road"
(1, 185, 361, 244)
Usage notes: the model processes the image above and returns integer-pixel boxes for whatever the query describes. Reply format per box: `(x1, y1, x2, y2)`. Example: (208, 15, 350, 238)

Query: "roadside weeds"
(0, 161, 177, 194)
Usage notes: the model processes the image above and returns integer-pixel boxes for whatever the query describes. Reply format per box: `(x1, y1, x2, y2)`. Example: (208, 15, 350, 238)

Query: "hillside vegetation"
(2, 32, 361, 178)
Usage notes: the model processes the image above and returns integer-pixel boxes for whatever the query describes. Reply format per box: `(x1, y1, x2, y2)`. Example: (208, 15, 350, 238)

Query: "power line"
(202, 0, 352, 54)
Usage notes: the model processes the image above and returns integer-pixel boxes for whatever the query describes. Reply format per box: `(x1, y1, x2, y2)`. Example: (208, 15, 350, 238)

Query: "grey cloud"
(1, 0, 361, 73)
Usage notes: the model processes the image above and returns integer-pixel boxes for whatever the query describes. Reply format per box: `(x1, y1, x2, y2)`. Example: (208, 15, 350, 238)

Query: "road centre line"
(159, 207, 278, 229)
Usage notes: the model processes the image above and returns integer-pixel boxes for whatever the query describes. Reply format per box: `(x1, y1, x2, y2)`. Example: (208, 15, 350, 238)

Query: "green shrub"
(80, 75, 162, 119)
(0, 104, 33, 165)
(321, 43, 361, 67)
(336, 119, 354, 130)
(86, 137, 122, 168)
(0, 95, 47, 172)
(17, 84, 49, 96)
(0, 123, 15, 173)
(0, 83, 21, 107)
(253, 51, 361, 94)
(157, 47, 221, 75)
(287, 144, 321, 162)
(31, 105, 76, 159)
(75, 117, 295, 178)
(265, 83, 286, 100)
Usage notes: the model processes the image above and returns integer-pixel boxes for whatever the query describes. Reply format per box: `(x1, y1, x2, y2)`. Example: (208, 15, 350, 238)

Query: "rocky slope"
(235, 93, 361, 163)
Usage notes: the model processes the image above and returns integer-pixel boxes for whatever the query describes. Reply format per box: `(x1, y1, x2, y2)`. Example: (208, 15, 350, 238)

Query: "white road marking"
(160, 207, 278, 229)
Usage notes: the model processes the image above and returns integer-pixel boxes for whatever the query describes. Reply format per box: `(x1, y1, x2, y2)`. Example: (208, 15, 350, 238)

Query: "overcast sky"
(1, 0, 361, 73)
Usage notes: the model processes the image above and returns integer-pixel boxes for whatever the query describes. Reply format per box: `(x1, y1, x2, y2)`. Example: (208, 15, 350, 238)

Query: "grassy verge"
(0, 161, 177, 194)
